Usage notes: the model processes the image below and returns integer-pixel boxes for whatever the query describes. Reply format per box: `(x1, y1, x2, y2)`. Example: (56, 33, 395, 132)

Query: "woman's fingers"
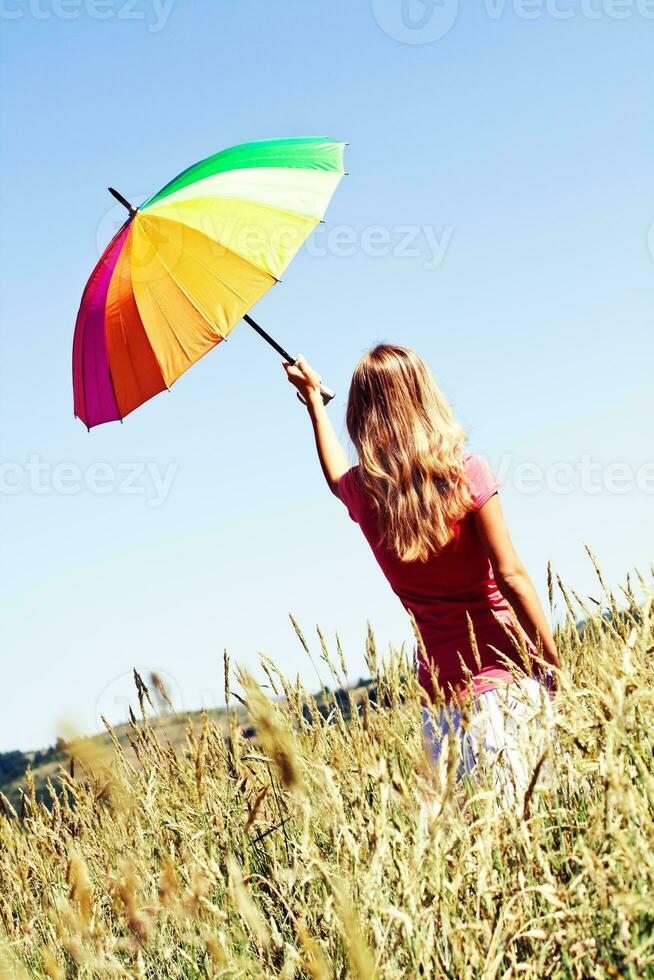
(294, 355, 321, 385)
(282, 360, 300, 379)
(282, 355, 323, 400)
(284, 364, 303, 383)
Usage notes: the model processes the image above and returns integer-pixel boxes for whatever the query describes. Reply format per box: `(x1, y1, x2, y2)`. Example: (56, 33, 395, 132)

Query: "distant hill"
(0, 674, 378, 814)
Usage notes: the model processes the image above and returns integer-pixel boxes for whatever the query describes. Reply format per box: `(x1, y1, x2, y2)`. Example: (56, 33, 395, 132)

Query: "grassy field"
(0, 560, 653, 978)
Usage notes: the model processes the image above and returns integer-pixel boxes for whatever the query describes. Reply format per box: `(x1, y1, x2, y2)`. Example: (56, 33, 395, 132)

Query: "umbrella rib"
(144, 281, 194, 368)
(118, 276, 166, 405)
(104, 341, 123, 422)
(138, 215, 227, 341)
(146, 174, 343, 222)
(146, 197, 319, 278)
(152, 228, 250, 304)
(169, 237, 263, 306)
(152, 211, 282, 286)
(147, 193, 327, 227)
(115, 299, 137, 401)
(103, 248, 130, 423)
(112, 228, 169, 397)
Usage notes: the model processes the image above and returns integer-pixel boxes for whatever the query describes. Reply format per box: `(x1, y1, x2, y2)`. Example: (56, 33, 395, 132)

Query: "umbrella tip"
(108, 186, 138, 217)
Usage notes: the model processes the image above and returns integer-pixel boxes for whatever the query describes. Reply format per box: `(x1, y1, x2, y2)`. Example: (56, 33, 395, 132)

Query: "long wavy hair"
(346, 344, 473, 562)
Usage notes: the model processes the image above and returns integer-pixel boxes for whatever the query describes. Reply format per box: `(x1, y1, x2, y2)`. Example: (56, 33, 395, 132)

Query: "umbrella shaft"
(243, 314, 295, 364)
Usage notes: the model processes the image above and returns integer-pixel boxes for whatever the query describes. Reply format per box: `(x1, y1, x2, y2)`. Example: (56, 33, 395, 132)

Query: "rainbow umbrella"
(72, 137, 346, 429)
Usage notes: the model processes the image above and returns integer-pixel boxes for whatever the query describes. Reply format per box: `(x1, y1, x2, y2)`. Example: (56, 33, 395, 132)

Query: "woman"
(283, 344, 559, 801)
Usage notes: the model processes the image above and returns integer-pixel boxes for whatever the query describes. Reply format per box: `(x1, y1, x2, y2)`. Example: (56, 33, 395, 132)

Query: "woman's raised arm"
(283, 355, 350, 495)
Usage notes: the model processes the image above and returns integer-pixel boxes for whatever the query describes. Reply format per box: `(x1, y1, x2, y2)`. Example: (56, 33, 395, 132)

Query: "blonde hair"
(346, 344, 473, 562)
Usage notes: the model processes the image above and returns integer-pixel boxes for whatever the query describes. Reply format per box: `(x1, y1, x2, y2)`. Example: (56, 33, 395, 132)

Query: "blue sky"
(1, 0, 652, 750)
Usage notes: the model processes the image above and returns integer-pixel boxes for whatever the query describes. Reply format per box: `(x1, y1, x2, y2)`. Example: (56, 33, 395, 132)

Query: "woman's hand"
(282, 355, 323, 407)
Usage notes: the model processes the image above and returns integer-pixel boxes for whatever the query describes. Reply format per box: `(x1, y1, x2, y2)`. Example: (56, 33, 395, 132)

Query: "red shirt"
(337, 452, 535, 704)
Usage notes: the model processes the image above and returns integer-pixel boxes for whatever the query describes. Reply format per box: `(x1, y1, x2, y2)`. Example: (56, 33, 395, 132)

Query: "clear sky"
(1, 0, 652, 751)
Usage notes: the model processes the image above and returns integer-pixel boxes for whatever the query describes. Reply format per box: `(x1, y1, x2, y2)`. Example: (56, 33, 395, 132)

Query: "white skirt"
(421, 676, 555, 807)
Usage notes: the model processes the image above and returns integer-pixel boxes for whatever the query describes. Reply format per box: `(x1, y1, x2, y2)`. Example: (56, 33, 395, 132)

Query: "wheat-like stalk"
(0, 563, 652, 977)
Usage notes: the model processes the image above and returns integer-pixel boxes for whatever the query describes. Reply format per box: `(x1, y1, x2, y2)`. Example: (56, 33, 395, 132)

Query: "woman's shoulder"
(337, 465, 362, 522)
(338, 464, 360, 491)
(462, 451, 503, 511)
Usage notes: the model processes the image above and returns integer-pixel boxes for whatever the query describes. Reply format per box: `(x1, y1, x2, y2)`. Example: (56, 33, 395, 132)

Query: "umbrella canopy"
(72, 137, 346, 429)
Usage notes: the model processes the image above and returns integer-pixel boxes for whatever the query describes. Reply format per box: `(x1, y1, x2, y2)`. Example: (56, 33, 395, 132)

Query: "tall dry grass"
(0, 559, 653, 978)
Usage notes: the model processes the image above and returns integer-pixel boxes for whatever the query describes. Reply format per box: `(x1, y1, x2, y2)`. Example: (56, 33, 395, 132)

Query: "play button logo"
(372, 0, 459, 43)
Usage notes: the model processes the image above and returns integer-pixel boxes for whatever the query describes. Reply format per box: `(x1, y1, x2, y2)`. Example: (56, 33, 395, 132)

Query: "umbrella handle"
(296, 384, 335, 407)
(243, 313, 335, 406)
